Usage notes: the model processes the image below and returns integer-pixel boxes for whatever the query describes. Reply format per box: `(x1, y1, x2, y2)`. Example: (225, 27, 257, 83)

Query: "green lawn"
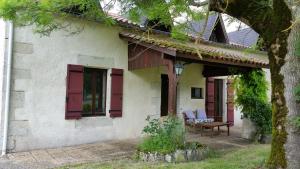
(59, 144, 270, 169)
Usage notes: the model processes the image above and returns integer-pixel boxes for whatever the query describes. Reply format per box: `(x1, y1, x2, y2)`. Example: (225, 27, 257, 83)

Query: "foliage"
(234, 69, 272, 135)
(241, 96, 272, 135)
(137, 116, 185, 154)
(0, 0, 113, 35)
(294, 84, 300, 101)
(58, 145, 271, 169)
(290, 116, 300, 130)
(296, 38, 300, 57)
(0, 0, 208, 39)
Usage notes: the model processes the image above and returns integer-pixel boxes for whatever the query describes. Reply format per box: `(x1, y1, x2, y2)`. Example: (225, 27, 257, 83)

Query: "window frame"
(191, 87, 203, 99)
(82, 67, 107, 117)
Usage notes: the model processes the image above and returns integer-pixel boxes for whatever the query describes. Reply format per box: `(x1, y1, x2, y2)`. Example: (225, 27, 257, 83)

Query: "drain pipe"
(1, 21, 14, 156)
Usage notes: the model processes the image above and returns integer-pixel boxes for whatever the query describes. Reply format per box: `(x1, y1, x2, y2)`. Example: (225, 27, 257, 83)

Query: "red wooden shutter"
(227, 79, 234, 126)
(65, 64, 83, 120)
(110, 69, 124, 118)
(206, 77, 215, 118)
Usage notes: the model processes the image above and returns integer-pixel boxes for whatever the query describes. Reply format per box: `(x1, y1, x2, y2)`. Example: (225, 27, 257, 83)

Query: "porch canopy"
(119, 30, 269, 115)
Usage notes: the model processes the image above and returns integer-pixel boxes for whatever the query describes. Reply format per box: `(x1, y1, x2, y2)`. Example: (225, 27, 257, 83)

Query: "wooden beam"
(120, 36, 177, 56)
(121, 35, 269, 69)
(202, 65, 252, 77)
(128, 44, 164, 70)
(163, 59, 177, 115)
(177, 52, 269, 69)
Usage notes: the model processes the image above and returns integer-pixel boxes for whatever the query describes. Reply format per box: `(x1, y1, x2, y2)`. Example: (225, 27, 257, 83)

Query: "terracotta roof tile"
(119, 31, 269, 67)
(108, 13, 141, 28)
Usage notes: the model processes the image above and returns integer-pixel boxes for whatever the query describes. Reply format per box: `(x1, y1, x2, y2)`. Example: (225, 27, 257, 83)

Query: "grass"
(58, 144, 270, 169)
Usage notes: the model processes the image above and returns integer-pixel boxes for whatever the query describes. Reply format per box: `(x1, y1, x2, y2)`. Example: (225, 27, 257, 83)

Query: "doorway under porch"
(120, 30, 269, 126)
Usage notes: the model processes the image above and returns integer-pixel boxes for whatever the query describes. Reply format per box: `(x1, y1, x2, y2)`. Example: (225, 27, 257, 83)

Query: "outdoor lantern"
(175, 62, 184, 76)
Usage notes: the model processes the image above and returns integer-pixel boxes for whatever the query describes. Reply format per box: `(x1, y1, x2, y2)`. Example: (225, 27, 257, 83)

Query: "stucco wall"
(0, 17, 269, 151)
(235, 68, 271, 128)
(4, 19, 165, 152)
(177, 64, 206, 114)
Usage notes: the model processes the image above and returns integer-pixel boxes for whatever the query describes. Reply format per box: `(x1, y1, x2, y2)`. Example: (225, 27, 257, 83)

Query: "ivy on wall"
(234, 69, 272, 135)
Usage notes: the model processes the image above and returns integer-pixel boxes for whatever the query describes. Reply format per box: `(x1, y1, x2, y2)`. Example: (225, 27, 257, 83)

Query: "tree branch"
(208, 0, 273, 37)
(189, 0, 209, 7)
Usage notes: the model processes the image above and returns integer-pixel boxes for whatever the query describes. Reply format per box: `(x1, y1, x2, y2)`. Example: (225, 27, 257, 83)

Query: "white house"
(0, 13, 269, 153)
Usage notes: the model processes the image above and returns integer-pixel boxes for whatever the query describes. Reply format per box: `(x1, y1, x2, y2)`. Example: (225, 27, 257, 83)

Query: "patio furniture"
(195, 109, 214, 122)
(182, 110, 197, 126)
(183, 109, 214, 125)
(183, 110, 230, 137)
(199, 122, 230, 137)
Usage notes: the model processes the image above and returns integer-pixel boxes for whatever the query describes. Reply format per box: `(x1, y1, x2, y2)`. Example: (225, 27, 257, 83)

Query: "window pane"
(83, 68, 93, 116)
(95, 70, 106, 115)
(191, 87, 202, 99)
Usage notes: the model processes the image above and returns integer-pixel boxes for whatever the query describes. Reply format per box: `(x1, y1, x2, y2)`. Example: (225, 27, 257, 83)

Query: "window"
(66, 65, 123, 120)
(191, 87, 203, 99)
(82, 68, 107, 117)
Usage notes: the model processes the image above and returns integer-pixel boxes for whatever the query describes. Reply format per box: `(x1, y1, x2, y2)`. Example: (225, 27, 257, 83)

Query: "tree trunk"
(282, 8, 300, 169)
(267, 34, 290, 169)
(208, 1, 293, 168)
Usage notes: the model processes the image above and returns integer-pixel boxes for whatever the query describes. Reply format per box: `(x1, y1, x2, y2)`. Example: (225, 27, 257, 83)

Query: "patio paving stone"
(0, 127, 254, 169)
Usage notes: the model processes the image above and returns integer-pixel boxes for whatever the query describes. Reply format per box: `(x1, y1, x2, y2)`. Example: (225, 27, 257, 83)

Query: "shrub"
(290, 116, 300, 130)
(241, 96, 272, 135)
(234, 69, 272, 135)
(138, 116, 185, 154)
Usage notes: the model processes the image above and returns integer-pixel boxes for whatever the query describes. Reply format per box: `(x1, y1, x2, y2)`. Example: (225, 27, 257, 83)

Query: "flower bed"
(137, 117, 210, 163)
(137, 142, 210, 163)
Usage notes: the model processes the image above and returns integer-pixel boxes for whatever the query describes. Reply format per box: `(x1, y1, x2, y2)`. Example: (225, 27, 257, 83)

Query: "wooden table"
(198, 122, 230, 137)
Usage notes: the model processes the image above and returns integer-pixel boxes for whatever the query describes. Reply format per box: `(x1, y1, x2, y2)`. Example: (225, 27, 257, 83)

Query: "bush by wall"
(234, 69, 272, 135)
(138, 117, 185, 154)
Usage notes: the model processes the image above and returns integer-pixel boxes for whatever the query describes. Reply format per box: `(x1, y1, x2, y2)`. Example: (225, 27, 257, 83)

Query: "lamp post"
(174, 62, 184, 115)
(174, 62, 184, 77)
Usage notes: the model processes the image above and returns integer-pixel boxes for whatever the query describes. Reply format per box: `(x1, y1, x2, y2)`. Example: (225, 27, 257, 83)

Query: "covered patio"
(119, 30, 269, 126)
(0, 127, 251, 168)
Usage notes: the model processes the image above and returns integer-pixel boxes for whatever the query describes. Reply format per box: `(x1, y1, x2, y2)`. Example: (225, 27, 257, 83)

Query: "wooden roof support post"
(164, 59, 177, 116)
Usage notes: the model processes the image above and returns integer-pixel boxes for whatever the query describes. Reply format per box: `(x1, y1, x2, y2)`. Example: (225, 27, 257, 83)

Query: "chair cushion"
(196, 109, 207, 120)
(185, 110, 196, 119)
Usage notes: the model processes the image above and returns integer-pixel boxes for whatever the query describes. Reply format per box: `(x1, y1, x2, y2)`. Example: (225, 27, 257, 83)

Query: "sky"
(101, 0, 248, 33)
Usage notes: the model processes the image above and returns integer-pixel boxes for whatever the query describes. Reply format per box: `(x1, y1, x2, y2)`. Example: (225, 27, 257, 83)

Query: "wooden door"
(227, 79, 234, 126)
(206, 77, 215, 118)
(214, 79, 224, 122)
(161, 74, 169, 116)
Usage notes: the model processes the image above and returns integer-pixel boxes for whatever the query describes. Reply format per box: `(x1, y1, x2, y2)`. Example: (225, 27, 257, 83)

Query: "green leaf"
(294, 84, 300, 101)
(290, 116, 300, 129)
(296, 38, 300, 57)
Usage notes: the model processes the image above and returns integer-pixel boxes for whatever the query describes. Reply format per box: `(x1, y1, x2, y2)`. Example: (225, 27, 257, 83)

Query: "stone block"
(77, 54, 114, 68)
(12, 68, 31, 80)
(242, 118, 257, 140)
(75, 117, 113, 129)
(12, 79, 29, 91)
(148, 153, 156, 162)
(165, 154, 173, 163)
(14, 42, 34, 54)
(186, 149, 193, 161)
(7, 136, 16, 152)
(14, 108, 29, 121)
(8, 120, 29, 137)
(174, 150, 186, 163)
(11, 91, 25, 108)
